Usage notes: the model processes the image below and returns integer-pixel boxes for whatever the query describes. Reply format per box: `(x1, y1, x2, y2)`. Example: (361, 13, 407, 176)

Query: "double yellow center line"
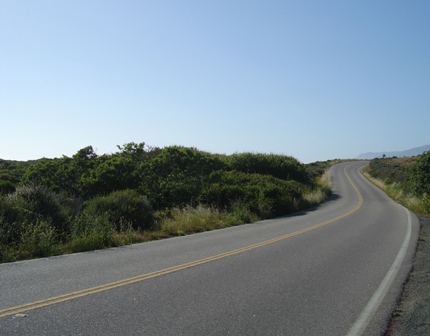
(0, 165, 363, 318)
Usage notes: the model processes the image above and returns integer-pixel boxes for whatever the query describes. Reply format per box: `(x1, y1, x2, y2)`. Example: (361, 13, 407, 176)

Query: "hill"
(357, 145, 429, 159)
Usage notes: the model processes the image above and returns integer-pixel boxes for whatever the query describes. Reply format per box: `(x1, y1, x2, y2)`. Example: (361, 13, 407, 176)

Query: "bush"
(202, 170, 304, 218)
(0, 213, 61, 261)
(0, 196, 22, 244)
(140, 146, 226, 210)
(7, 183, 72, 237)
(0, 214, 19, 262)
(230, 201, 257, 224)
(19, 218, 61, 258)
(423, 194, 430, 213)
(410, 151, 430, 196)
(68, 212, 115, 253)
(226, 153, 310, 184)
(0, 180, 15, 195)
(1, 144, 335, 262)
(85, 189, 153, 230)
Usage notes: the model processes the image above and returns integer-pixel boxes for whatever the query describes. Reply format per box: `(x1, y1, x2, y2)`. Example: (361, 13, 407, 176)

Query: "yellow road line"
(0, 165, 363, 318)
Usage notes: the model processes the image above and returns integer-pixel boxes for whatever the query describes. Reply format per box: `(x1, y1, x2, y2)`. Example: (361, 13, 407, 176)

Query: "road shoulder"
(387, 217, 430, 335)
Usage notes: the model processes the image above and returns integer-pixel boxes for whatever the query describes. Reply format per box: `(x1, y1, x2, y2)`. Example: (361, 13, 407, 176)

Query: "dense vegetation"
(365, 152, 430, 215)
(0, 143, 333, 262)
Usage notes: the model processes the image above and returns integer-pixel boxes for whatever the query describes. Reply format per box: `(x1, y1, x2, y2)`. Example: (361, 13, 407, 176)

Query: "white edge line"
(346, 207, 412, 336)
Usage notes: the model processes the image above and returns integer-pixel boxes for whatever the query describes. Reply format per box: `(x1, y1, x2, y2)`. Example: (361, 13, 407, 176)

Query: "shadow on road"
(255, 193, 342, 221)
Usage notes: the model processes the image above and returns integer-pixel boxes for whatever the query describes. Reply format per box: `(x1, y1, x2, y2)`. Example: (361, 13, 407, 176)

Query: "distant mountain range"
(357, 145, 429, 160)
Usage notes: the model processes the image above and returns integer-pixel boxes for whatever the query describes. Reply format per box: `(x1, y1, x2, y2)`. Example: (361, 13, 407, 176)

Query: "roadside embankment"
(387, 217, 430, 335)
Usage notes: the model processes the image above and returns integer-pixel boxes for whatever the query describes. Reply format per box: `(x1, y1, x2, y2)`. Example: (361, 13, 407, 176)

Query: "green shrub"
(0, 180, 15, 195)
(85, 189, 153, 230)
(68, 212, 115, 253)
(410, 151, 430, 196)
(202, 170, 304, 218)
(423, 194, 430, 213)
(0, 216, 61, 261)
(0, 196, 22, 244)
(0, 194, 63, 261)
(230, 201, 257, 224)
(8, 183, 71, 237)
(1, 144, 336, 262)
(19, 218, 61, 258)
(140, 146, 225, 210)
(0, 214, 18, 262)
(226, 153, 310, 184)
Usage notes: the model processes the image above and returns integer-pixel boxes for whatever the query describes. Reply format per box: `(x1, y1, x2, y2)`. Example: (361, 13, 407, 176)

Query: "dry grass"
(361, 167, 386, 189)
(319, 168, 332, 188)
(362, 169, 427, 216)
(159, 205, 242, 236)
(304, 169, 332, 205)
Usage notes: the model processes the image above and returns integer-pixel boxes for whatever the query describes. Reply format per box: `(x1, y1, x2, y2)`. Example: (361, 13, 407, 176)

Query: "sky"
(1, 0, 429, 163)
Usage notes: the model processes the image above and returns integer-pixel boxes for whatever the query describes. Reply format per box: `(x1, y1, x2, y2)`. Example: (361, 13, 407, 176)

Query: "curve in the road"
(0, 164, 366, 319)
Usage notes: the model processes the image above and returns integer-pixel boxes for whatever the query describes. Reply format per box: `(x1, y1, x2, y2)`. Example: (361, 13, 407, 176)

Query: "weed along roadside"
(0, 143, 336, 263)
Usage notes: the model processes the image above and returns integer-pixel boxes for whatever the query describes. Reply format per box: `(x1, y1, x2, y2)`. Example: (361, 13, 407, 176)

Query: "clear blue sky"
(1, 1, 429, 163)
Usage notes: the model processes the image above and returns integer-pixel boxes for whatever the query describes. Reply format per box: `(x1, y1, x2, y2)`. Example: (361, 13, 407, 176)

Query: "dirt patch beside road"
(387, 217, 430, 335)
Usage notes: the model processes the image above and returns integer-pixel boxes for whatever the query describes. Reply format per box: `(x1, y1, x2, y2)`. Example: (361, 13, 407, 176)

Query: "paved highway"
(0, 162, 420, 335)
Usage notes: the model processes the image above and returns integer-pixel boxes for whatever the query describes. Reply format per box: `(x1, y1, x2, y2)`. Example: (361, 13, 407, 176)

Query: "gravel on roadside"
(387, 217, 430, 335)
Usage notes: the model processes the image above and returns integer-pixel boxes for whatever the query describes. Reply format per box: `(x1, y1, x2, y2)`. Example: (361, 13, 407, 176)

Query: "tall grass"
(19, 218, 62, 258)
(159, 205, 247, 236)
(362, 169, 427, 216)
(304, 169, 332, 206)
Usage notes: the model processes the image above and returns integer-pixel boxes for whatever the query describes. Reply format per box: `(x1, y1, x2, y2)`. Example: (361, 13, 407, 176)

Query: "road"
(0, 162, 420, 335)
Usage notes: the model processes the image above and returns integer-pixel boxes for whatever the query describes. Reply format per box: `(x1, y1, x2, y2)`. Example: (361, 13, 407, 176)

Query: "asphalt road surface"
(0, 162, 420, 336)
